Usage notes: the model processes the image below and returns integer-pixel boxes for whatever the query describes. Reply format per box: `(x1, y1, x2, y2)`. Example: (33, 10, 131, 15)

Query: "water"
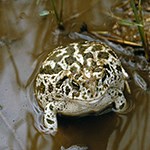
(0, 0, 150, 150)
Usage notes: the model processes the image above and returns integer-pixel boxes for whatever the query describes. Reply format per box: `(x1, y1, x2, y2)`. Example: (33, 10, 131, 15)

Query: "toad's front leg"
(44, 101, 66, 136)
(112, 90, 128, 113)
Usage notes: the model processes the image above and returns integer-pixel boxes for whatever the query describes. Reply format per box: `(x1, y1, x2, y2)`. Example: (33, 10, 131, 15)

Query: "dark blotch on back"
(70, 66, 77, 74)
(92, 45, 103, 52)
(98, 52, 109, 59)
(48, 83, 53, 93)
(118, 92, 122, 96)
(116, 65, 122, 72)
(37, 82, 45, 94)
(53, 64, 62, 74)
(47, 119, 54, 124)
(102, 71, 107, 83)
(65, 86, 70, 95)
(66, 45, 75, 55)
(77, 44, 89, 53)
(83, 52, 93, 59)
(103, 64, 111, 71)
(102, 70, 110, 82)
(56, 76, 68, 88)
(49, 104, 54, 111)
(40, 65, 53, 74)
(65, 56, 76, 65)
(108, 50, 117, 58)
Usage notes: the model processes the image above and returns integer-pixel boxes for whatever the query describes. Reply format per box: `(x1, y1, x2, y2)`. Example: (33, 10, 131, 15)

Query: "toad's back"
(34, 41, 126, 108)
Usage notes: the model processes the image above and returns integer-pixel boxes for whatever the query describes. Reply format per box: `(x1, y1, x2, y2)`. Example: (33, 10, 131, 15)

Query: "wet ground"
(0, 0, 150, 150)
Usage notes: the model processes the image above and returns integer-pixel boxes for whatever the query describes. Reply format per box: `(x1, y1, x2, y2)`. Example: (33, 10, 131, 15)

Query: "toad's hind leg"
(43, 101, 66, 136)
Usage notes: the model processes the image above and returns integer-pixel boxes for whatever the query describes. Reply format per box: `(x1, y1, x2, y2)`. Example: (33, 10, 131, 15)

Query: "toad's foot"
(44, 101, 66, 136)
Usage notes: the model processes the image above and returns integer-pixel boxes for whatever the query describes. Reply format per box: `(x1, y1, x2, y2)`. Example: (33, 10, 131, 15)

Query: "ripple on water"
(27, 80, 49, 133)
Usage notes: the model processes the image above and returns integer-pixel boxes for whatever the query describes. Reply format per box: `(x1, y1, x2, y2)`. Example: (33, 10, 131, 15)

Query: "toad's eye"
(71, 80, 80, 91)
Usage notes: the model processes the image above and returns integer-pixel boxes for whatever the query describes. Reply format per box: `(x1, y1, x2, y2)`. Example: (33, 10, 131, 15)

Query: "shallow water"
(0, 1, 150, 150)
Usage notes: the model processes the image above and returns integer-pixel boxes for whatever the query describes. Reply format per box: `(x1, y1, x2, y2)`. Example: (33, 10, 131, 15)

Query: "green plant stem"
(59, 0, 63, 23)
(50, 0, 64, 30)
(51, 0, 60, 24)
(130, 0, 150, 61)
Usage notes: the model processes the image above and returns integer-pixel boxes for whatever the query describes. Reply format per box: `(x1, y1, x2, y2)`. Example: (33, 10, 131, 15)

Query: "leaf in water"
(39, 10, 50, 17)
(133, 72, 147, 91)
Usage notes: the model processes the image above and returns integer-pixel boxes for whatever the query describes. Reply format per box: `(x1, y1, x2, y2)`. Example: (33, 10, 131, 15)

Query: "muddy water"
(0, 0, 150, 150)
